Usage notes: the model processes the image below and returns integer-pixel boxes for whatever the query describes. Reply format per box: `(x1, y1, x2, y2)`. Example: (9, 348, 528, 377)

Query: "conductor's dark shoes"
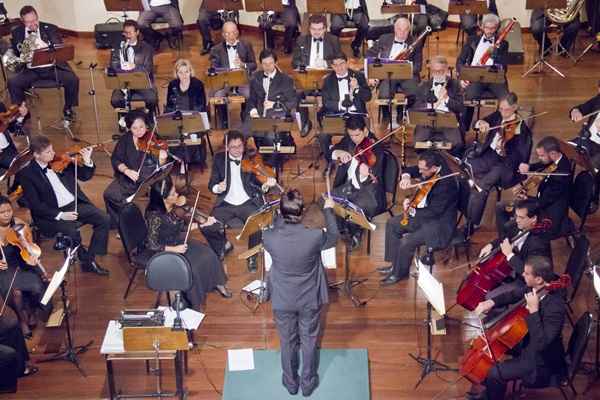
(283, 376, 299, 395)
(301, 376, 319, 397)
(380, 274, 406, 286)
(82, 261, 109, 276)
(247, 256, 257, 273)
(376, 266, 393, 275)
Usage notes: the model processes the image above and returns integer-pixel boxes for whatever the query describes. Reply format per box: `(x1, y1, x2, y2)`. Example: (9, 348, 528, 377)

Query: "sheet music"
(200, 111, 210, 131)
(416, 259, 446, 316)
(41, 247, 77, 306)
(157, 306, 205, 330)
(593, 266, 600, 298)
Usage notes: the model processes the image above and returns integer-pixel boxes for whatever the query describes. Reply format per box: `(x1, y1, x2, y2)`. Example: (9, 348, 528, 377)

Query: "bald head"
(394, 17, 411, 42)
(222, 21, 239, 44)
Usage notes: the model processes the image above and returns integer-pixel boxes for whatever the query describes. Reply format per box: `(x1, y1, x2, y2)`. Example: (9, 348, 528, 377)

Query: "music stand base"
(522, 59, 565, 78)
(408, 352, 456, 389)
(46, 118, 77, 140)
(329, 278, 368, 307)
(38, 340, 93, 377)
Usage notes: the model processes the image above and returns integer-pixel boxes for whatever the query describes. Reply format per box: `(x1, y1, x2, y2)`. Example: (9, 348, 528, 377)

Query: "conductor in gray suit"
(264, 189, 338, 396)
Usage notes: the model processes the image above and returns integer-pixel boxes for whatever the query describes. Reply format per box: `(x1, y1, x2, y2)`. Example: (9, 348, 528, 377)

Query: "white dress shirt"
(226, 40, 240, 69)
(388, 39, 407, 60)
(308, 37, 326, 69)
(0, 132, 9, 150)
(471, 35, 495, 67)
(149, 0, 171, 7)
(336, 74, 357, 112)
(430, 80, 449, 112)
(36, 160, 75, 217)
(222, 157, 251, 206)
(345, 0, 360, 9)
(588, 113, 600, 145)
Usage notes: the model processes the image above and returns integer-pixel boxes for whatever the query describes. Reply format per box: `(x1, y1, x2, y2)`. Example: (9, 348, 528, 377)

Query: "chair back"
(570, 170, 595, 228)
(146, 252, 193, 292)
(566, 312, 593, 380)
(564, 234, 590, 303)
(118, 203, 148, 263)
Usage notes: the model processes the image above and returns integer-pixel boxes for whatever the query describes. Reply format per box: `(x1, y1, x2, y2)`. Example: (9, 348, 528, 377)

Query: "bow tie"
(27, 30, 37, 35)
(313, 37, 323, 43)
(433, 81, 445, 86)
(483, 37, 494, 44)
(263, 74, 273, 80)
(230, 159, 241, 166)
(226, 44, 237, 50)
(394, 40, 405, 45)
(41, 166, 49, 174)
(337, 76, 349, 81)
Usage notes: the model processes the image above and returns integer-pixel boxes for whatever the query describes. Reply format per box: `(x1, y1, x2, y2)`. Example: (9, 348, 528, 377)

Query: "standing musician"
(459, 0, 498, 39)
(330, 0, 369, 58)
(0, 196, 49, 339)
(7, 6, 79, 121)
(109, 20, 158, 118)
(264, 190, 337, 397)
(165, 59, 208, 168)
(329, 115, 384, 248)
(208, 130, 278, 272)
(456, 13, 509, 130)
(479, 199, 552, 299)
(137, 0, 183, 50)
(496, 136, 571, 237)
(16, 135, 110, 276)
(0, 102, 29, 170)
(366, 17, 424, 122)
(258, 0, 300, 55)
(318, 53, 371, 165)
(469, 256, 567, 400)
(569, 81, 600, 211)
(104, 111, 168, 230)
(412, 55, 465, 155)
(377, 151, 458, 286)
(464, 92, 532, 233)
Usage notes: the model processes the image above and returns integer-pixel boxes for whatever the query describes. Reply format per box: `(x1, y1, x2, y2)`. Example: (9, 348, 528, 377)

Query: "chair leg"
(123, 268, 138, 299)
(367, 230, 371, 255)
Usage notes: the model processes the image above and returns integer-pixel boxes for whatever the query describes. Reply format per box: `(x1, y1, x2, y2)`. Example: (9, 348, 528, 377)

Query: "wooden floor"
(4, 26, 600, 399)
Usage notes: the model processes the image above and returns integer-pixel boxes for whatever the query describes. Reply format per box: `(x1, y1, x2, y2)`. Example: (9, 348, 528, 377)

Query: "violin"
(50, 140, 113, 173)
(240, 150, 282, 191)
(456, 219, 552, 311)
(400, 171, 440, 226)
(504, 163, 558, 212)
(460, 274, 570, 384)
(137, 131, 168, 158)
(5, 223, 41, 267)
(0, 105, 20, 133)
(173, 195, 224, 228)
(354, 137, 377, 168)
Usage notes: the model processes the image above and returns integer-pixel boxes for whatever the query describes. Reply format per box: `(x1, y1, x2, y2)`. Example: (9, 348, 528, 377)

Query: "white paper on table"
(416, 259, 446, 316)
(593, 266, 600, 298)
(242, 280, 266, 294)
(227, 348, 255, 371)
(321, 247, 336, 269)
(157, 306, 205, 331)
(100, 320, 125, 354)
(200, 111, 210, 131)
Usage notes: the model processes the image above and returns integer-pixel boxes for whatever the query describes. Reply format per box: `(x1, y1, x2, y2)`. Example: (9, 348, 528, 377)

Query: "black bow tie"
(483, 37, 494, 44)
(433, 81, 445, 86)
(394, 40, 405, 45)
(313, 37, 323, 43)
(263, 74, 273, 80)
(230, 159, 240, 166)
(27, 30, 37, 35)
(41, 166, 49, 174)
(337, 76, 349, 81)
(226, 44, 237, 50)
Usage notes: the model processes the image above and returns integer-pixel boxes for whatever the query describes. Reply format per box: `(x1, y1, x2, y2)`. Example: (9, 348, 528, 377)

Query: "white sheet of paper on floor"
(242, 280, 266, 295)
(227, 348, 255, 371)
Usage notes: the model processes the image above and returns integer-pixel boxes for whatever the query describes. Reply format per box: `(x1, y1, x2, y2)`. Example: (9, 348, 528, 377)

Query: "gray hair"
(481, 13, 500, 27)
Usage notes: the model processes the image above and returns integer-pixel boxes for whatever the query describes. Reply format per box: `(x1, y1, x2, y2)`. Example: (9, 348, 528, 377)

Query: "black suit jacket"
(11, 22, 71, 71)
(366, 33, 424, 77)
(321, 69, 371, 114)
(492, 285, 567, 376)
(246, 70, 297, 117)
(570, 94, 600, 126)
(529, 155, 572, 231)
(291, 33, 342, 69)
(209, 40, 257, 74)
(456, 34, 509, 73)
(208, 151, 264, 207)
(492, 224, 553, 276)
(110, 40, 155, 80)
(414, 78, 465, 119)
(17, 160, 94, 222)
(264, 209, 338, 311)
(164, 77, 207, 113)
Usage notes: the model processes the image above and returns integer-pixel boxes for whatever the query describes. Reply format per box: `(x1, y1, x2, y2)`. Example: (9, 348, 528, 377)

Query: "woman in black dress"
(165, 59, 208, 168)
(104, 110, 169, 229)
(0, 196, 48, 338)
(145, 177, 232, 310)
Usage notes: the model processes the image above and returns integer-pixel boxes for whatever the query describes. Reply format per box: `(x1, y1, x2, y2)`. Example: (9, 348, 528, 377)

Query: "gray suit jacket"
(264, 209, 338, 311)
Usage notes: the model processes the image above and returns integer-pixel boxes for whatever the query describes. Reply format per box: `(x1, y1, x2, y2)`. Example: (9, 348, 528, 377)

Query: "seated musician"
(197, 1, 239, 55)
(208, 130, 277, 272)
(209, 21, 256, 128)
(496, 136, 571, 237)
(17, 135, 110, 276)
(530, 6, 581, 56)
(464, 92, 531, 234)
(366, 17, 423, 122)
(145, 176, 232, 305)
(0, 196, 48, 339)
(470, 256, 567, 400)
(103, 110, 168, 230)
(412, 55, 465, 155)
(165, 59, 208, 168)
(479, 199, 552, 299)
(318, 53, 371, 166)
(293, 14, 342, 137)
(377, 151, 458, 286)
(329, 115, 384, 248)
(109, 20, 158, 119)
(569, 81, 600, 211)
(382, 1, 447, 37)
(7, 6, 79, 122)
(330, 0, 369, 58)
(456, 13, 508, 130)
(0, 102, 28, 171)
(459, 0, 498, 39)
(258, 0, 300, 55)
(137, 0, 182, 50)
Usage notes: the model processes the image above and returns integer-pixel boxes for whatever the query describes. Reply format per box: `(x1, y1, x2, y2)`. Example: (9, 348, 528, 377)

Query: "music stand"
(105, 70, 152, 113)
(380, 4, 423, 14)
(126, 161, 175, 203)
(0, 149, 32, 183)
(328, 197, 375, 307)
(204, 69, 248, 92)
(103, 0, 144, 20)
(306, 0, 346, 14)
(409, 110, 459, 130)
(522, 0, 567, 78)
(368, 61, 413, 132)
(251, 117, 294, 181)
(447, 0, 489, 16)
(293, 69, 329, 93)
(562, 138, 597, 173)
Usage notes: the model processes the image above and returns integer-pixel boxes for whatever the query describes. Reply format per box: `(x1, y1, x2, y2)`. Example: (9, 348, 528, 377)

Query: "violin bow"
(576, 108, 600, 121)
(74, 157, 78, 214)
(351, 128, 397, 161)
(136, 120, 158, 177)
(484, 111, 548, 132)
(0, 246, 18, 318)
(520, 171, 570, 177)
(183, 189, 201, 246)
(224, 133, 228, 187)
(403, 171, 460, 189)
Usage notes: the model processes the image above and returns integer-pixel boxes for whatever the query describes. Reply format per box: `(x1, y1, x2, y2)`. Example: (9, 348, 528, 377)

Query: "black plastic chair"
(145, 252, 193, 309)
(118, 203, 155, 299)
(563, 234, 590, 326)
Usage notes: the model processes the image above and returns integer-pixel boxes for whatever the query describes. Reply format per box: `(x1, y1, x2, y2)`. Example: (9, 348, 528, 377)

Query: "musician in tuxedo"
(366, 17, 423, 122)
(471, 256, 567, 400)
(7, 6, 79, 121)
(137, 0, 183, 50)
(197, 1, 239, 55)
(377, 151, 458, 286)
(456, 13, 508, 130)
(16, 135, 111, 276)
(569, 82, 600, 211)
(382, 1, 448, 37)
(264, 189, 337, 397)
(0, 102, 28, 170)
(459, 0, 498, 39)
(330, 0, 369, 58)
(330, 115, 384, 248)
(258, 0, 300, 54)
(496, 136, 571, 237)
(464, 92, 532, 233)
(530, 6, 582, 56)
(479, 199, 553, 299)
(208, 130, 277, 272)
(412, 55, 465, 155)
(109, 20, 158, 117)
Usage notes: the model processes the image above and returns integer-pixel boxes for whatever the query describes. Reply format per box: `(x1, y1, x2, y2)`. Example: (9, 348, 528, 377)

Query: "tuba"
(2, 33, 37, 72)
(545, 0, 585, 25)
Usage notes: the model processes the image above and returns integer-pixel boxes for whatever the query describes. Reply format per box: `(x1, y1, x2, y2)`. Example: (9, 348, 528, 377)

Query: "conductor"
(264, 189, 338, 396)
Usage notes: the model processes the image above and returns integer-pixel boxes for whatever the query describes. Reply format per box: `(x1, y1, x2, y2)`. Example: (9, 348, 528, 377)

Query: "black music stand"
(522, 0, 567, 78)
(105, 70, 153, 115)
(306, 0, 346, 15)
(251, 117, 294, 181)
(460, 66, 506, 133)
(103, 0, 144, 20)
(447, 0, 489, 16)
(126, 161, 175, 203)
(368, 61, 413, 132)
(245, 0, 285, 49)
(409, 110, 458, 150)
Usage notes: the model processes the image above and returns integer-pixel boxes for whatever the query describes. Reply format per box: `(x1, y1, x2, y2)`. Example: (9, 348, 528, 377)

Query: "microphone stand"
(87, 62, 103, 147)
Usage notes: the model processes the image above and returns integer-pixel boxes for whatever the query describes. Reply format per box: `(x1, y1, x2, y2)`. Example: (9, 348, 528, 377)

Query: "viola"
(50, 140, 113, 173)
(5, 223, 41, 267)
(240, 150, 279, 187)
(400, 171, 440, 226)
(460, 274, 570, 384)
(504, 163, 558, 212)
(456, 219, 552, 311)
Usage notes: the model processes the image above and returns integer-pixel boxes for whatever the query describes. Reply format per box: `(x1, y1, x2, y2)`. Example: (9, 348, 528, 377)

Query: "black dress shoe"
(215, 286, 233, 298)
(376, 266, 393, 275)
(247, 256, 257, 273)
(82, 261, 109, 276)
(200, 43, 213, 55)
(301, 376, 319, 397)
(283, 376, 299, 395)
(380, 274, 407, 286)
(300, 120, 312, 138)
